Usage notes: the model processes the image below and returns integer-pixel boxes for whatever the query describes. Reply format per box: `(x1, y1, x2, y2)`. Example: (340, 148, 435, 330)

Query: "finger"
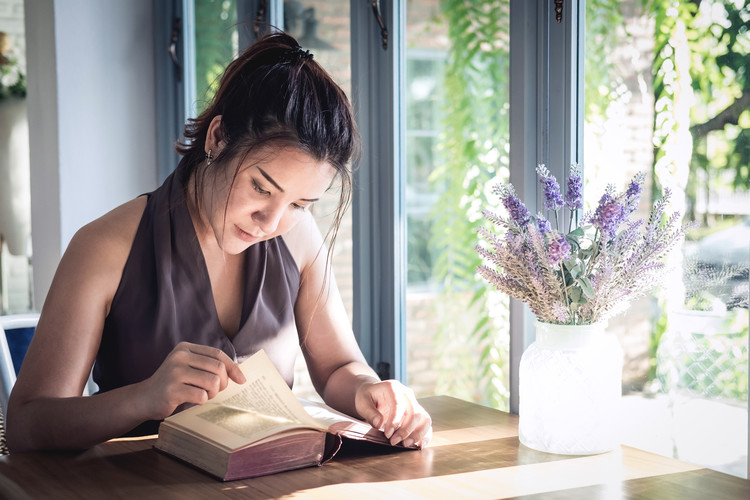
(407, 414, 433, 448)
(388, 397, 415, 445)
(177, 365, 224, 400)
(187, 344, 246, 385)
(417, 424, 433, 449)
(181, 353, 230, 392)
(178, 383, 212, 406)
(356, 395, 385, 430)
(226, 360, 247, 385)
(382, 388, 409, 439)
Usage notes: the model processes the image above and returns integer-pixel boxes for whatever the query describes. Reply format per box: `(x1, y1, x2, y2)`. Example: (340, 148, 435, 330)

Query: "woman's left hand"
(354, 380, 433, 449)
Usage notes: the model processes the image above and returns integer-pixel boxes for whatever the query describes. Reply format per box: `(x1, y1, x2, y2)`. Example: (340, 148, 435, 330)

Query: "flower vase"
(519, 320, 623, 455)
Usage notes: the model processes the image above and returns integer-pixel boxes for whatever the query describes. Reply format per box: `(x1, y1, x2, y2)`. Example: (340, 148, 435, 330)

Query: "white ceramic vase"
(519, 320, 623, 455)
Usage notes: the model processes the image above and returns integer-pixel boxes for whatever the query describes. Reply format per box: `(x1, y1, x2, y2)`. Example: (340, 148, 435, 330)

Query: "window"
(584, 0, 749, 477)
(404, 1, 511, 408)
(168, 0, 749, 479)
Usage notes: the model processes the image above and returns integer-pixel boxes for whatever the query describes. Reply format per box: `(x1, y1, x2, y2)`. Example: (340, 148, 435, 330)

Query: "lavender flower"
(536, 214, 552, 234)
(547, 233, 571, 266)
(592, 193, 625, 239)
(624, 172, 646, 215)
(495, 184, 530, 226)
(565, 164, 583, 210)
(477, 168, 688, 325)
(536, 164, 564, 211)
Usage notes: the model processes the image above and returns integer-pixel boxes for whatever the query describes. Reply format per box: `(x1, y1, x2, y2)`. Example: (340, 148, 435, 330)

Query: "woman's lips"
(235, 225, 261, 243)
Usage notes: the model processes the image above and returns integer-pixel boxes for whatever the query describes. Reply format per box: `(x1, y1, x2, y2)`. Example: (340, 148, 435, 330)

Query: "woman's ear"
(205, 115, 224, 155)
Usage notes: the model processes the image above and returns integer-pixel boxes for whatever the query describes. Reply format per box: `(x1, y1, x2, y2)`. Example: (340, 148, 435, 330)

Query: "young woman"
(7, 32, 431, 452)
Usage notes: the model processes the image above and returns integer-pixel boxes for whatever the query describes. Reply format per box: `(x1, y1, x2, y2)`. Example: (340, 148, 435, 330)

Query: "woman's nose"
(253, 206, 284, 234)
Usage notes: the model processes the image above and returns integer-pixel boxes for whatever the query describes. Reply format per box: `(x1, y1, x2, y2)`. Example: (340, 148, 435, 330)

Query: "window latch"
(554, 0, 564, 23)
(168, 16, 182, 82)
(370, 0, 389, 50)
(376, 361, 391, 380)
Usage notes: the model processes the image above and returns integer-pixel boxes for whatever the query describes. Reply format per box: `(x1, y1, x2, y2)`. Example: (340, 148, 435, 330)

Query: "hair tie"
(280, 46, 313, 64)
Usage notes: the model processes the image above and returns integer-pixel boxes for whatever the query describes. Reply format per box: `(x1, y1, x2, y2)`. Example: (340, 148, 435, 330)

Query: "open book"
(154, 350, 413, 481)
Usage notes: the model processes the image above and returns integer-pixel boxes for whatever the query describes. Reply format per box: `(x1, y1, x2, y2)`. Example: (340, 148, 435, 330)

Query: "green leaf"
(577, 276, 595, 299)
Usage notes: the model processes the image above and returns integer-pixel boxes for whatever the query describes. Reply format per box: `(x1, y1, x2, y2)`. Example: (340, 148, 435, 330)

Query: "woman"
(6, 32, 431, 452)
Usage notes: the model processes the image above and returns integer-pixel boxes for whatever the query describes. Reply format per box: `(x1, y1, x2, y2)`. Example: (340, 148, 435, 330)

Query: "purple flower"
(536, 215, 551, 234)
(566, 164, 583, 210)
(547, 233, 571, 266)
(624, 172, 646, 214)
(592, 193, 625, 238)
(537, 164, 564, 211)
(496, 184, 531, 226)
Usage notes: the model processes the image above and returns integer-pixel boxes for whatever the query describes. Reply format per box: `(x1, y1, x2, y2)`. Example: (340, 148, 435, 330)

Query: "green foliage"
(647, 0, 750, 206)
(194, 0, 237, 112)
(428, 0, 510, 409)
(584, 0, 627, 120)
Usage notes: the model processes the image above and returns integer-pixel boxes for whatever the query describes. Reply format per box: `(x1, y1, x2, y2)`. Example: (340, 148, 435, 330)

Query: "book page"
(163, 350, 323, 450)
(301, 399, 393, 446)
(302, 399, 372, 433)
(212, 350, 320, 426)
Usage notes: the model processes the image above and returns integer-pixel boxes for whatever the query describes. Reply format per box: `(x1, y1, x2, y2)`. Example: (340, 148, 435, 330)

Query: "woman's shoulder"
(48, 196, 149, 316)
(73, 196, 148, 255)
(62, 197, 148, 287)
(280, 210, 325, 275)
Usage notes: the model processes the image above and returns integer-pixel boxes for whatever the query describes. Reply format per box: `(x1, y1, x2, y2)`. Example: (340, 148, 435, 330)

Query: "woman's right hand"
(136, 342, 246, 420)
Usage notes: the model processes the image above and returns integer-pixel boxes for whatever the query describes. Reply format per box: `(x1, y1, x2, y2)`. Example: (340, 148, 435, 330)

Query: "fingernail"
(403, 438, 414, 448)
(385, 427, 394, 439)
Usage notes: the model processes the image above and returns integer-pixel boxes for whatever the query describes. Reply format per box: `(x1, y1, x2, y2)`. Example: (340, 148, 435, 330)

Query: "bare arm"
(284, 212, 432, 448)
(6, 199, 245, 451)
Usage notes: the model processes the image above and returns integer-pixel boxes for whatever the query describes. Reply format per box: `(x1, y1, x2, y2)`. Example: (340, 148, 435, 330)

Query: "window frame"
(350, 0, 407, 382)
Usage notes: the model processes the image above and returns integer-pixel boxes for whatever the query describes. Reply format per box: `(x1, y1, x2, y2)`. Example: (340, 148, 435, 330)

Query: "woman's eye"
(291, 203, 308, 211)
(252, 181, 269, 195)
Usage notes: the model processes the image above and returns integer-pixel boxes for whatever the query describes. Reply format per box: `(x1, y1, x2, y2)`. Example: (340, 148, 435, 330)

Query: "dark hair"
(176, 31, 360, 269)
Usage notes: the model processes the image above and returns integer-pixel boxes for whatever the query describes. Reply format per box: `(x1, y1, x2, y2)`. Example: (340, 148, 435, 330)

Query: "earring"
(205, 149, 213, 166)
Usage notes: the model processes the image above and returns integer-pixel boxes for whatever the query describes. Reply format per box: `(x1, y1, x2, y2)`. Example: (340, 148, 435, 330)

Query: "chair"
(0, 313, 98, 415)
(0, 313, 38, 456)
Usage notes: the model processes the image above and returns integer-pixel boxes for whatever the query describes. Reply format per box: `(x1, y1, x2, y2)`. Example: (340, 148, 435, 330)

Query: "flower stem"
(559, 260, 571, 322)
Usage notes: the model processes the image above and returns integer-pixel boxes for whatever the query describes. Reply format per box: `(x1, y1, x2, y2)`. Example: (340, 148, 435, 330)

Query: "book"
(154, 349, 414, 481)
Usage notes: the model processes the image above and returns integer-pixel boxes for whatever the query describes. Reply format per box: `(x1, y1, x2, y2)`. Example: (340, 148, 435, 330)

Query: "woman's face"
(201, 147, 336, 255)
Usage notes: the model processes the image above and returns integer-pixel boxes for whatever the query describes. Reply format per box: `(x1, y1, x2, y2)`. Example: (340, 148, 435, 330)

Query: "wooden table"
(1, 396, 748, 499)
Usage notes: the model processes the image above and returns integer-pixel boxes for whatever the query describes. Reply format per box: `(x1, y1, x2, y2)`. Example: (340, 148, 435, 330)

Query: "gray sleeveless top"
(94, 162, 301, 433)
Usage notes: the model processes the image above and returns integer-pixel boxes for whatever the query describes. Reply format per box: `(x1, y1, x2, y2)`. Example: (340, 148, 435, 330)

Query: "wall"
(24, 0, 158, 308)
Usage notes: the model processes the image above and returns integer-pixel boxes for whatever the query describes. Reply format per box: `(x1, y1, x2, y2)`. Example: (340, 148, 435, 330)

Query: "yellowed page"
(162, 350, 324, 451)
(301, 399, 373, 434)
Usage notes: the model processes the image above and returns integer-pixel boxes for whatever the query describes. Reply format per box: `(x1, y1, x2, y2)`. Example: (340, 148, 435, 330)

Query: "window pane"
(194, 0, 238, 111)
(406, 1, 511, 409)
(584, 0, 749, 478)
